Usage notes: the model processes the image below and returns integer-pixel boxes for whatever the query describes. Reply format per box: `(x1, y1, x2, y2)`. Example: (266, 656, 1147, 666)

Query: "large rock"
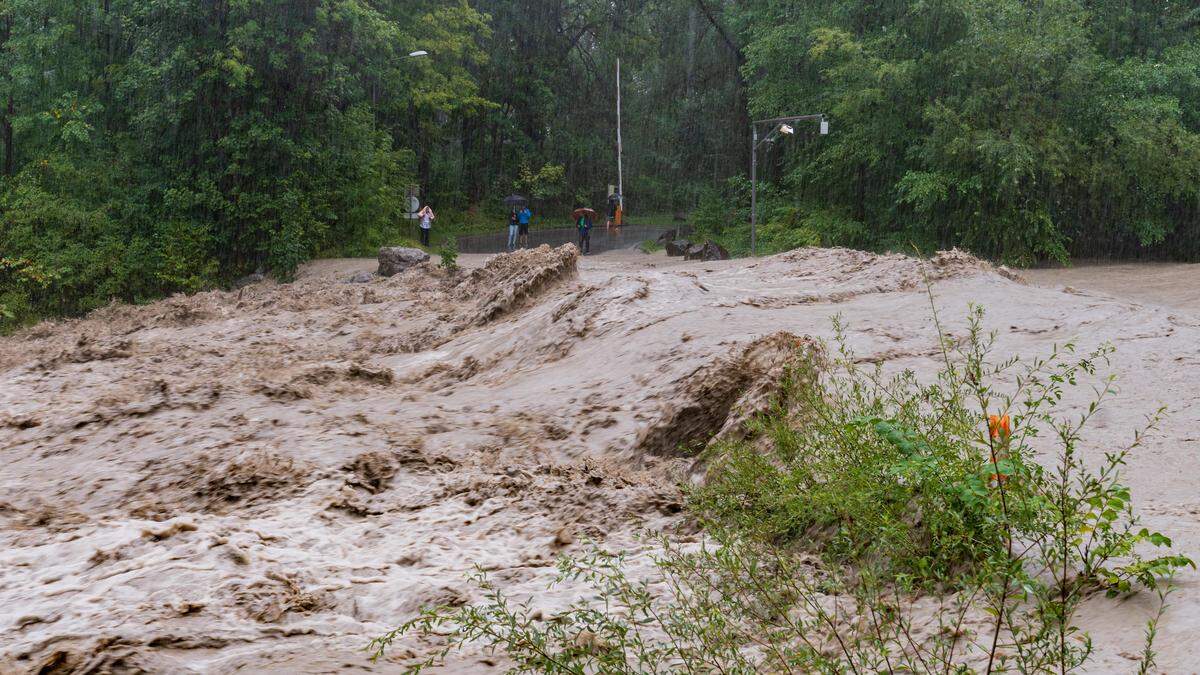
(233, 272, 266, 289)
(344, 270, 375, 284)
(684, 240, 730, 262)
(377, 247, 430, 277)
(664, 239, 691, 257)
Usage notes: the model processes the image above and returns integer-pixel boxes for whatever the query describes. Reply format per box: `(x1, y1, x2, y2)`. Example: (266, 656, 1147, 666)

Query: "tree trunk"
(855, 163, 867, 222)
(1, 15, 12, 176)
(2, 95, 13, 176)
(686, 5, 698, 99)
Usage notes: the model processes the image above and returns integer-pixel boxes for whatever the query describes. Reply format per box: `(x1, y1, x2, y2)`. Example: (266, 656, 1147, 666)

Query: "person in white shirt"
(417, 205, 435, 247)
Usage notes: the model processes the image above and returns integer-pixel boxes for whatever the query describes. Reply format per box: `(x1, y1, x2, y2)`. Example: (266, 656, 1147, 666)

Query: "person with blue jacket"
(517, 206, 532, 249)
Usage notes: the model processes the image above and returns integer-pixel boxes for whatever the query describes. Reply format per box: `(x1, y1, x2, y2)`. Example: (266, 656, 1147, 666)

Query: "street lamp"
(750, 114, 829, 257)
(405, 50, 429, 59)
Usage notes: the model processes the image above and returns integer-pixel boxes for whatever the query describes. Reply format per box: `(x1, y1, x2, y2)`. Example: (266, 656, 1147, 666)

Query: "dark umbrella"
(572, 207, 598, 219)
(503, 194, 528, 208)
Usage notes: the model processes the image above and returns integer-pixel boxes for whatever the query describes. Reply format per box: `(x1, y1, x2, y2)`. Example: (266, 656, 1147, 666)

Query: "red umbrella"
(572, 207, 598, 219)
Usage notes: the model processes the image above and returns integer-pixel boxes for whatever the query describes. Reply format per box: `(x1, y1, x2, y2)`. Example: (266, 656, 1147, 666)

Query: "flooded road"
(1024, 261, 1200, 314)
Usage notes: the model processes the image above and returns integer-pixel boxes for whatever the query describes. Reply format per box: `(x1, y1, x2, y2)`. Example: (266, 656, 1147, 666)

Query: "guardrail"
(454, 223, 692, 255)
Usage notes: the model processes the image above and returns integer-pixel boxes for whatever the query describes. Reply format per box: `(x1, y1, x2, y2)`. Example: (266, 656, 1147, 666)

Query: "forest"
(2, 0, 1200, 327)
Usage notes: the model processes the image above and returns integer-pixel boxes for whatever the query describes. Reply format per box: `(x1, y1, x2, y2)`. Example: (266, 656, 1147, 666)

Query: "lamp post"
(404, 50, 429, 59)
(750, 114, 828, 257)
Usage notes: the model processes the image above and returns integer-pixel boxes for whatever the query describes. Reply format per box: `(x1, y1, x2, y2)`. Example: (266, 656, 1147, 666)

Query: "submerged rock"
(664, 239, 691, 257)
(234, 271, 266, 289)
(684, 240, 730, 262)
(377, 247, 430, 277)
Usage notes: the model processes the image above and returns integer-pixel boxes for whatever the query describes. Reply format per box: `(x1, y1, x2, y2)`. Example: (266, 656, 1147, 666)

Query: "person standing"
(577, 211, 592, 254)
(517, 205, 532, 248)
(417, 205, 435, 247)
(507, 208, 519, 251)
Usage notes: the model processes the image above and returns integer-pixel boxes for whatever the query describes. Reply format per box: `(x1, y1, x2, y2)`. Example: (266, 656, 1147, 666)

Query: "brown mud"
(1, 246, 1197, 673)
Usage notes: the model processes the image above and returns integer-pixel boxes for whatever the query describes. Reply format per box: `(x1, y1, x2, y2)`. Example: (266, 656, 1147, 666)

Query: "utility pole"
(750, 125, 758, 256)
(750, 114, 828, 256)
(616, 58, 624, 212)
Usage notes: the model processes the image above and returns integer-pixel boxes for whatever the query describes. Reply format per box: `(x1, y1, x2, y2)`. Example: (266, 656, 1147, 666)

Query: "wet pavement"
(456, 223, 690, 254)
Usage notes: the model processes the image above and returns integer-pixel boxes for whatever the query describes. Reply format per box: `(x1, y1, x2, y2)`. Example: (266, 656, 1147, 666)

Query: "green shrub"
(439, 241, 460, 272)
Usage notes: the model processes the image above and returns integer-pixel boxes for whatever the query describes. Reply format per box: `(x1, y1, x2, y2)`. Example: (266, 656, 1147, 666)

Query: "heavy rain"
(2, 1, 1198, 672)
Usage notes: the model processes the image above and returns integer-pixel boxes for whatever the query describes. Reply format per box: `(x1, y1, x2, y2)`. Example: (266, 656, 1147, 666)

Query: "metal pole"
(616, 58, 624, 212)
(750, 124, 758, 257)
(747, 113, 826, 258)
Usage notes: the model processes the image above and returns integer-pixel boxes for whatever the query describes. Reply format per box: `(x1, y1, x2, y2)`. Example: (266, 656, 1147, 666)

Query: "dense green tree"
(3, 0, 1200, 328)
(1, 0, 490, 326)
(720, 0, 1200, 262)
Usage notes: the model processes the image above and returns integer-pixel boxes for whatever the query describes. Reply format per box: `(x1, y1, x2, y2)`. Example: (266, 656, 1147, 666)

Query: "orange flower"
(988, 414, 1012, 440)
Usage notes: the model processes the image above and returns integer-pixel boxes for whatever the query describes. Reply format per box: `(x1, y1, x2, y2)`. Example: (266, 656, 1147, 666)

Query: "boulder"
(702, 241, 731, 261)
(684, 240, 730, 262)
(377, 247, 430, 277)
(233, 271, 266, 289)
(664, 239, 692, 257)
(345, 270, 375, 284)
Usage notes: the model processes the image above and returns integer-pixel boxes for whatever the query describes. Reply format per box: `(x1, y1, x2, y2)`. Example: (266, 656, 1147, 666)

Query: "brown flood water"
(2, 248, 1198, 673)
(1024, 261, 1200, 314)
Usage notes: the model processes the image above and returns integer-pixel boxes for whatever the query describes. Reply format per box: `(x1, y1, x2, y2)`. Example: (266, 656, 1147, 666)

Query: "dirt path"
(1, 247, 1197, 673)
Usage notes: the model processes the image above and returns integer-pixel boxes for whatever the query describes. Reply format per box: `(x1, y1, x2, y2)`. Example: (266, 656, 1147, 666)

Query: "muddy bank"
(2, 246, 1197, 673)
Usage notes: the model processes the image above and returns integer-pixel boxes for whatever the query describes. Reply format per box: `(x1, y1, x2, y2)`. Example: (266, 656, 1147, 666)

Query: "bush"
(372, 296, 1192, 673)
(439, 241, 460, 272)
(0, 155, 189, 326)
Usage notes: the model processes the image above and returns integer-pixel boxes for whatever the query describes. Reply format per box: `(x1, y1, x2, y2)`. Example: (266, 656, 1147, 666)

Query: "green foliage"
(0, 0, 477, 325)
(637, 239, 662, 254)
(373, 302, 1192, 672)
(515, 163, 568, 205)
(733, 0, 1200, 263)
(438, 241, 459, 272)
(5, 0, 1200, 327)
(0, 153, 165, 324)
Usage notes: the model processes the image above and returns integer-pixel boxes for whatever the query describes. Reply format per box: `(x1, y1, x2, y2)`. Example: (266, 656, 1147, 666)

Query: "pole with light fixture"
(400, 49, 430, 220)
(750, 114, 828, 257)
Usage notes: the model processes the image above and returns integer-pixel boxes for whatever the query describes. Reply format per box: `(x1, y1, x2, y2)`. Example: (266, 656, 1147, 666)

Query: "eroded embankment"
(3, 245, 1189, 673)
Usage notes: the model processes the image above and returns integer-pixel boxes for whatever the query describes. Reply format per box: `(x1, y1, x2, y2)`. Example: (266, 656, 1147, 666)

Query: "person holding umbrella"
(507, 208, 519, 251)
(573, 206, 597, 254)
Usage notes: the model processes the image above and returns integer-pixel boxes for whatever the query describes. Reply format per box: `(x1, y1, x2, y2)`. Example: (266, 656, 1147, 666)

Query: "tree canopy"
(3, 0, 1199, 326)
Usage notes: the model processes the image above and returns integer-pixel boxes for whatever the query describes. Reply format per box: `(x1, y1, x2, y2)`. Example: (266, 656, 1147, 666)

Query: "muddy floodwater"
(1, 248, 1198, 672)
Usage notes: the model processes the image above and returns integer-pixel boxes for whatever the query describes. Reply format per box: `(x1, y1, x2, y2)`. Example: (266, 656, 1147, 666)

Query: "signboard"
(404, 187, 420, 219)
